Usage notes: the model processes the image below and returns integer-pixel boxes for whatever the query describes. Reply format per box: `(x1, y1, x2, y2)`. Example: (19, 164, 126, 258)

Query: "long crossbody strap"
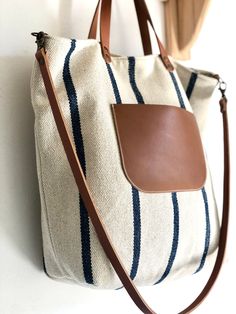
(35, 48, 230, 314)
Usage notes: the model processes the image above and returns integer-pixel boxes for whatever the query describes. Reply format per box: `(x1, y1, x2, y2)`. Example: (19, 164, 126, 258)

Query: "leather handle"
(35, 48, 230, 314)
(97, 0, 174, 71)
(88, 0, 152, 56)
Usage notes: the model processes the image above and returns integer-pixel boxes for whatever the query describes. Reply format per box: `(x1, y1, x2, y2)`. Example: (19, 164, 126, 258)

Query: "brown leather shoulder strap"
(88, 0, 101, 40)
(35, 48, 230, 314)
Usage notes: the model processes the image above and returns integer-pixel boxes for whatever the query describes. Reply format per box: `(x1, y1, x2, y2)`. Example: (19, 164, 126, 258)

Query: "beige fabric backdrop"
(164, 0, 211, 59)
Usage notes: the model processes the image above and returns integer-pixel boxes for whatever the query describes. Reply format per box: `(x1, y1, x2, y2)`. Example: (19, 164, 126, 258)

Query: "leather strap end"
(101, 45, 112, 63)
(220, 96, 227, 113)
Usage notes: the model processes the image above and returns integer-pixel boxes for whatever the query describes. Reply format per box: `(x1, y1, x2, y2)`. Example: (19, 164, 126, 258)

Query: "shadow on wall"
(1, 56, 43, 271)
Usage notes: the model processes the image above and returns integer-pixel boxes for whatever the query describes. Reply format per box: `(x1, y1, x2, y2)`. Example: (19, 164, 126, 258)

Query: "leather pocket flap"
(112, 104, 206, 193)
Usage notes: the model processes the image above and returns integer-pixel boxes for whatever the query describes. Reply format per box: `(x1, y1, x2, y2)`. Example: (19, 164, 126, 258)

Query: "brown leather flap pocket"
(112, 104, 206, 193)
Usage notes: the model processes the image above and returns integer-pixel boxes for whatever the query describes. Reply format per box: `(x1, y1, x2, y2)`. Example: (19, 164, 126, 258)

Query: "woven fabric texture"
(31, 36, 219, 289)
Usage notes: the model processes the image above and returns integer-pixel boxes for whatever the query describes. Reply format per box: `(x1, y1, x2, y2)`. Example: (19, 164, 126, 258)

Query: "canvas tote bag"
(30, 0, 230, 313)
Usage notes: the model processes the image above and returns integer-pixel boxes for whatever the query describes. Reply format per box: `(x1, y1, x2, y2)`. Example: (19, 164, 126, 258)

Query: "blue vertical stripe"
(106, 63, 121, 103)
(185, 73, 211, 273)
(127, 56, 144, 280)
(155, 192, 179, 284)
(169, 72, 186, 109)
(186, 72, 198, 99)
(194, 187, 211, 273)
(130, 187, 141, 280)
(128, 57, 144, 104)
(106, 60, 141, 281)
(63, 39, 93, 284)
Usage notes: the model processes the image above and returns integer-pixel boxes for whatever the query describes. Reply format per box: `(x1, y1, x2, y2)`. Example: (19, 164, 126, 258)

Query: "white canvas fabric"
(31, 35, 219, 289)
(174, 61, 218, 134)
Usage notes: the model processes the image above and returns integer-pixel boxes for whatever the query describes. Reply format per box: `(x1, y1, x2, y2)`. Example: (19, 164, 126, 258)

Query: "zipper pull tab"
(31, 32, 48, 50)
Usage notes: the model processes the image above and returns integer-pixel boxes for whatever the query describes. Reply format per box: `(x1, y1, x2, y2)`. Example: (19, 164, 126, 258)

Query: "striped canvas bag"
(30, 0, 230, 313)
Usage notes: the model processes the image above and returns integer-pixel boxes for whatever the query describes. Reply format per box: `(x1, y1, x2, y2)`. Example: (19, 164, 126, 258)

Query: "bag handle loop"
(34, 44, 230, 314)
(88, 0, 152, 56)
(97, 0, 173, 71)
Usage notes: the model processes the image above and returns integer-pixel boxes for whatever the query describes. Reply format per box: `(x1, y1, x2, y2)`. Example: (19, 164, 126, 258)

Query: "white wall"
(0, 1, 235, 314)
(190, 0, 236, 282)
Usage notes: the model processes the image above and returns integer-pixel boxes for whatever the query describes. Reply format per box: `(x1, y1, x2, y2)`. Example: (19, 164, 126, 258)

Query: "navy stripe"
(186, 72, 198, 99)
(106, 63, 121, 103)
(170, 72, 186, 109)
(128, 57, 144, 104)
(155, 192, 179, 284)
(130, 187, 141, 279)
(185, 74, 211, 273)
(127, 57, 143, 279)
(194, 187, 211, 273)
(106, 60, 141, 281)
(63, 39, 93, 284)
